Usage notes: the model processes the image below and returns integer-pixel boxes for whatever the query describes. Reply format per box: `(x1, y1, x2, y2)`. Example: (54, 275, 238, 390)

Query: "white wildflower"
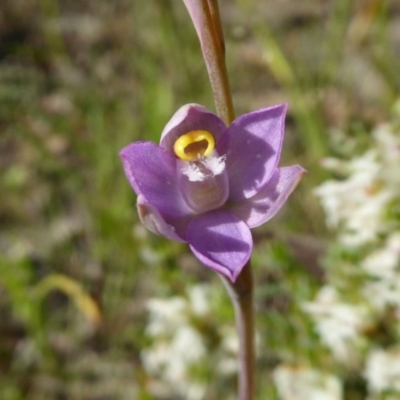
(303, 286, 370, 363)
(362, 232, 400, 279)
(361, 232, 400, 311)
(187, 284, 211, 317)
(166, 325, 206, 378)
(374, 123, 400, 189)
(145, 297, 187, 337)
(315, 149, 393, 247)
(142, 295, 206, 400)
(364, 347, 400, 395)
(142, 284, 241, 398)
(363, 278, 400, 313)
(316, 115, 400, 248)
(273, 364, 343, 400)
(217, 327, 239, 375)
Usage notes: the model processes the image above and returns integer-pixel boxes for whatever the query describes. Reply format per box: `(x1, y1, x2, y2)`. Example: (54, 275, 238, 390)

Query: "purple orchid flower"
(120, 104, 305, 282)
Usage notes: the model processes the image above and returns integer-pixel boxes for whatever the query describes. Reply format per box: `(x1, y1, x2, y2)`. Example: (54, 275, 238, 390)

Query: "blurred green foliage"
(0, 0, 399, 398)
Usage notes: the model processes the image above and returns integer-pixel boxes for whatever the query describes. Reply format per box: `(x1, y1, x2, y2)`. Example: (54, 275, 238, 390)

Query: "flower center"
(173, 130, 215, 161)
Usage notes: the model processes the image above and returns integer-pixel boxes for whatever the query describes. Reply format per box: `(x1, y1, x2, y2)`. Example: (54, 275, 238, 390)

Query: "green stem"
(221, 262, 255, 400)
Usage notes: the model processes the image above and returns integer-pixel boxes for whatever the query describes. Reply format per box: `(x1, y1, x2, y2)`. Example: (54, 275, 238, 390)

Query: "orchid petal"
(160, 104, 226, 153)
(229, 165, 306, 228)
(217, 104, 287, 201)
(119, 142, 193, 217)
(187, 210, 253, 282)
(137, 195, 187, 242)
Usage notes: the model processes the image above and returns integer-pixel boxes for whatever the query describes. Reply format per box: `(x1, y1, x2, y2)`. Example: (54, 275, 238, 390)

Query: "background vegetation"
(1, 0, 399, 398)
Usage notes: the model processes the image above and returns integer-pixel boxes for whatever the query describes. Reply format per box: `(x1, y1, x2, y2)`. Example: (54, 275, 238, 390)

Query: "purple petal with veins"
(218, 104, 287, 201)
(120, 142, 193, 217)
(187, 210, 253, 282)
(137, 195, 187, 242)
(229, 165, 306, 228)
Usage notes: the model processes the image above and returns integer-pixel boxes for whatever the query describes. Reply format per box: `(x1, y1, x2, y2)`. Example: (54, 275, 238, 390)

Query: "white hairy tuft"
(200, 155, 226, 176)
(181, 163, 206, 182)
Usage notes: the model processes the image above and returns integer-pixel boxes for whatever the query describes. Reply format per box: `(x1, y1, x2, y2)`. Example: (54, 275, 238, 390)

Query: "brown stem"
(196, 0, 235, 124)
(221, 261, 255, 400)
(207, 0, 225, 56)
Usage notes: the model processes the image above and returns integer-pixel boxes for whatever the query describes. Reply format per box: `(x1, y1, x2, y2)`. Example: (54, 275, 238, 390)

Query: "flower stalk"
(221, 262, 255, 400)
(183, 0, 254, 398)
(121, 2, 304, 398)
(183, 0, 235, 124)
